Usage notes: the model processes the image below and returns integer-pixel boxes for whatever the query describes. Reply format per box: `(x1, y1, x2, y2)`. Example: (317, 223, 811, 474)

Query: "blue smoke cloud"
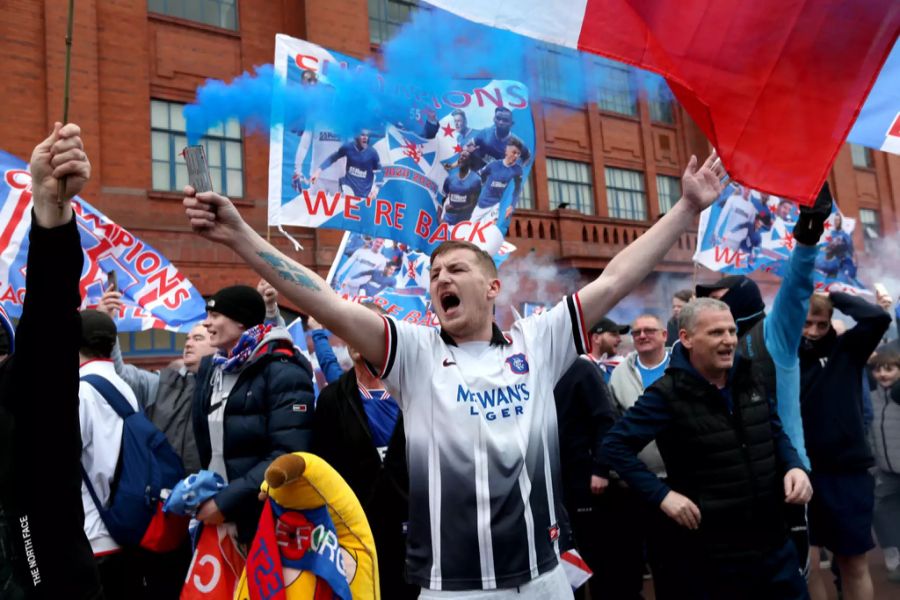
(184, 8, 673, 144)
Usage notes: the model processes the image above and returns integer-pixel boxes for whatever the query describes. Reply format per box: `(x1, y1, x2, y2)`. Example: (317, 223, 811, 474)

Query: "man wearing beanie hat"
(1, 123, 102, 600)
(76, 309, 144, 595)
(695, 183, 836, 577)
(192, 284, 315, 545)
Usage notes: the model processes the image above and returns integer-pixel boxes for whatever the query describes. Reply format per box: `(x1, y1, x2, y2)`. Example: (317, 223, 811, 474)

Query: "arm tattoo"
(257, 251, 321, 291)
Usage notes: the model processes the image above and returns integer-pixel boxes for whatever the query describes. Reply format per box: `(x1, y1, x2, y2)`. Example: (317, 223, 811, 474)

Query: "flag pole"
(57, 0, 76, 204)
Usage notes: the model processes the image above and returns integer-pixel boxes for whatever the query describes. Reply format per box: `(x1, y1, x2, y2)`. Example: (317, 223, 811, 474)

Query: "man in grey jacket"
(607, 313, 679, 598)
(97, 288, 214, 475)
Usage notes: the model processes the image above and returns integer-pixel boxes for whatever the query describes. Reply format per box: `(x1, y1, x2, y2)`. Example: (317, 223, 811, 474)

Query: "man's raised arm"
(578, 152, 728, 329)
(183, 188, 386, 368)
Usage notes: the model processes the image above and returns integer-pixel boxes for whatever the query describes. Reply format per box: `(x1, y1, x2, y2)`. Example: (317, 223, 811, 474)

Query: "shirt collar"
(439, 323, 510, 347)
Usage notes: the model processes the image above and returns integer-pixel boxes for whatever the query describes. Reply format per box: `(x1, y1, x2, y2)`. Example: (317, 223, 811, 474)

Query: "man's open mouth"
(440, 292, 460, 312)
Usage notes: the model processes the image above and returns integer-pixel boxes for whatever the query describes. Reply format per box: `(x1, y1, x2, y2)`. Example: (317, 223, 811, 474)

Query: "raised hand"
(30, 122, 90, 227)
(680, 150, 729, 214)
(183, 186, 248, 246)
(96, 285, 124, 319)
(257, 279, 279, 317)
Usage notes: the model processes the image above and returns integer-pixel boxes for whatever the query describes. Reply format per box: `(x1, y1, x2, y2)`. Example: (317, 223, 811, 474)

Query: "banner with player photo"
(326, 231, 516, 326)
(693, 183, 871, 295)
(0, 150, 207, 331)
(268, 34, 535, 256)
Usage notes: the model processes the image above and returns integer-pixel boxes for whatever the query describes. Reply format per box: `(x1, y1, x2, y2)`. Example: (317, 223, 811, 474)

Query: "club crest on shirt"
(505, 353, 529, 374)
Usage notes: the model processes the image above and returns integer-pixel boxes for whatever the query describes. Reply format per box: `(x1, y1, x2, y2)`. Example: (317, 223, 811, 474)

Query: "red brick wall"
(0, 0, 896, 306)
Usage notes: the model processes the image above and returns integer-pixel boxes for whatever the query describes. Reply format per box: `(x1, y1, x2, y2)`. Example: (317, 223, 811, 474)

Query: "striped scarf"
(212, 324, 272, 373)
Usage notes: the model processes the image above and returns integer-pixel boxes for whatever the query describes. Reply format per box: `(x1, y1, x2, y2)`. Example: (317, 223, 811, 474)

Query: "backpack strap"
(79, 374, 135, 517)
(81, 374, 137, 419)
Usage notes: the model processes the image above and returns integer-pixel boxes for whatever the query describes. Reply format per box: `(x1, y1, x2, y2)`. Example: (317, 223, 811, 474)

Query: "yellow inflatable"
(235, 452, 379, 600)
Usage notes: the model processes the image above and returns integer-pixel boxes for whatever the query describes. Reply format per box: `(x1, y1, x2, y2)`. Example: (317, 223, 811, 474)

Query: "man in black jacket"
(0, 123, 102, 599)
(603, 298, 812, 599)
(193, 285, 315, 545)
(553, 356, 617, 599)
(312, 304, 417, 599)
(800, 292, 891, 600)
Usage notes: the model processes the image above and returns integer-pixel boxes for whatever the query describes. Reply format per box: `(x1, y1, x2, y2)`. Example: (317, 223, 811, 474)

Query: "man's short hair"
(673, 289, 694, 303)
(679, 298, 731, 334)
(430, 241, 498, 279)
(809, 294, 834, 318)
(632, 314, 664, 329)
(495, 106, 512, 116)
(506, 138, 525, 153)
(80, 309, 118, 359)
(451, 109, 466, 119)
(870, 350, 900, 370)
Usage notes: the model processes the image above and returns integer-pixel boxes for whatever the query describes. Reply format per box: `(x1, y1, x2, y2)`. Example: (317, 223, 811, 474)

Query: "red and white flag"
(424, 0, 900, 205)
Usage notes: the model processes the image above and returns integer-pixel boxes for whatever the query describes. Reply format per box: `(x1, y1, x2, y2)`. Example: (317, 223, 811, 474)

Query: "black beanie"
(80, 309, 118, 357)
(206, 285, 266, 329)
(696, 275, 765, 334)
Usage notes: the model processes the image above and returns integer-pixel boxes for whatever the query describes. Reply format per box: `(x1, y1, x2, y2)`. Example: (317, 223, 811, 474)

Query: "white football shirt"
(370, 295, 590, 591)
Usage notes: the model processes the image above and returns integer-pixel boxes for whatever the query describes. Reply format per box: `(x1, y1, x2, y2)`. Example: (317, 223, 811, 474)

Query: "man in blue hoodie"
(603, 297, 812, 599)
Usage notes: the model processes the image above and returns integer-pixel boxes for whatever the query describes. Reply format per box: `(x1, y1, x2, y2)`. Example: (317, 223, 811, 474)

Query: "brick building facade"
(2, 0, 898, 356)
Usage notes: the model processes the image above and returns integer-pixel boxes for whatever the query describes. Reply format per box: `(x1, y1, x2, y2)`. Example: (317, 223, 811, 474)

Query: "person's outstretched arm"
(183, 189, 386, 370)
(578, 153, 728, 329)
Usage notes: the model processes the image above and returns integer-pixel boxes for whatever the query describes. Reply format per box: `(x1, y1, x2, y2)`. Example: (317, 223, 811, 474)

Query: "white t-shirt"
(371, 296, 589, 591)
(79, 360, 140, 555)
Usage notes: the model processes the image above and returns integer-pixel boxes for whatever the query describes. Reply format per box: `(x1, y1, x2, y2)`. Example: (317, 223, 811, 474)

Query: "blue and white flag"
(694, 183, 871, 295)
(268, 35, 535, 256)
(848, 37, 900, 155)
(0, 150, 207, 331)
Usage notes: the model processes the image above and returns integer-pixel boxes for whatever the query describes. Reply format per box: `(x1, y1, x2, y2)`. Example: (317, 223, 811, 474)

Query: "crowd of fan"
(2, 124, 900, 600)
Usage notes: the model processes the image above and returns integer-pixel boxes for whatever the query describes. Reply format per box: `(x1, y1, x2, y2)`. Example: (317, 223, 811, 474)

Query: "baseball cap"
(590, 317, 630, 335)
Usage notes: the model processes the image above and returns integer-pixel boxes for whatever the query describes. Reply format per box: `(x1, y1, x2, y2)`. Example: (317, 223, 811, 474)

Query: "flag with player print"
(326, 231, 516, 326)
(693, 182, 871, 295)
(268, 34, 535, 256)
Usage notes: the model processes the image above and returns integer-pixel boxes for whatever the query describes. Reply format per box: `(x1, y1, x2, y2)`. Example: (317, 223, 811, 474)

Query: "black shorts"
(808, 471, 875, 556)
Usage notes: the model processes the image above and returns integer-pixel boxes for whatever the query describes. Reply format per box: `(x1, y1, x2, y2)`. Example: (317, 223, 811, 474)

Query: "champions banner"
(268, 35, 535, 255)
(693, 183, 869, 294)
(326, 231, 515, 326)
(0, 151, 207, 331)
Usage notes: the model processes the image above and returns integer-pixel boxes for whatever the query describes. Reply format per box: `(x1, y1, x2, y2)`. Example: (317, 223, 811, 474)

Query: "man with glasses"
(606, 315, 679, 597)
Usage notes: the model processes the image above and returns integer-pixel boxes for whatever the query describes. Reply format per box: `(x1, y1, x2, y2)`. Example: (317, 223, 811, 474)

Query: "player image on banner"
(268, 34, 535, 256)
(694, 183, 868, 295)
(326, 231, 516, 326)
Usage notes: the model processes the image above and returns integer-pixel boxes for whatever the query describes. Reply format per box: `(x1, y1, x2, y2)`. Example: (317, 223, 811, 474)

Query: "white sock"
(885, 546, 900, 571)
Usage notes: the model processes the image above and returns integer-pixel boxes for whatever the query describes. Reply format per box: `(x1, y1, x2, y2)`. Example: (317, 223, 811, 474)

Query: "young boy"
(871, 350, 900, 583)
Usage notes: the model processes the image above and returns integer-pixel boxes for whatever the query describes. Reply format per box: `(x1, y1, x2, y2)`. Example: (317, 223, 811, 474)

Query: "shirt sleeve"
(517, 294, 590, 385)
(367, 316, 437, 410)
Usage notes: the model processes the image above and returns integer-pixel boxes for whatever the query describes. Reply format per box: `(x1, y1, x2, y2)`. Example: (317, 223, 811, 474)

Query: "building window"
(518, 171, 535, 210)
(151, 100, 244, 197)
(850, 143, 874, 169)
(605, 167, 647, 221)
(369, 0, 423, 45)
(596, 58, 637, 116)
(118, 330, 186, 358)
(536, 45, 581, 104)
(648, 76, 675, 124)
(656, 174, 681, 214)
(547, 159, 594, 215)
(148, 0, 238, 30)
(859, 208, 881, 250)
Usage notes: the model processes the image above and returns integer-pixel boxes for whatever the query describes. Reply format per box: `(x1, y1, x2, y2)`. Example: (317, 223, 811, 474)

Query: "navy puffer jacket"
(193, 328, 315, 542)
